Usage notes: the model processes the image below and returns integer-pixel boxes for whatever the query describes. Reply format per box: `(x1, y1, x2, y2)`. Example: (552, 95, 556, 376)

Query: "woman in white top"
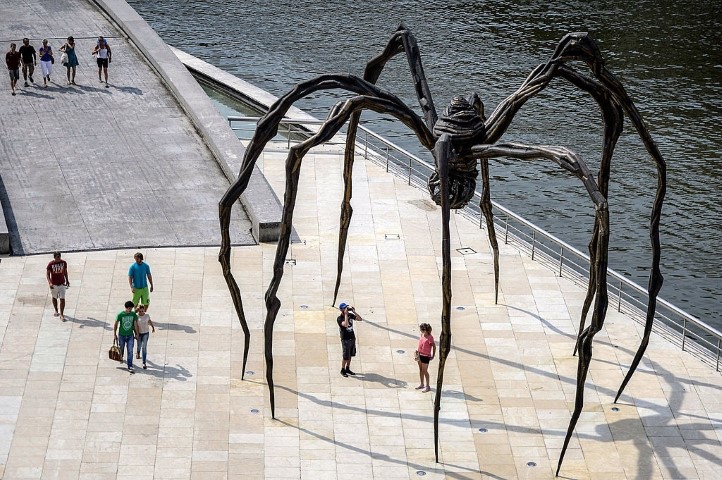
(91, 35, 111, 87)
(135, 304, 155, 369)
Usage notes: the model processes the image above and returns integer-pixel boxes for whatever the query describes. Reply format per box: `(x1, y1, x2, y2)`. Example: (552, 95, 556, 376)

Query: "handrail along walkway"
(227, 115, 722, 372)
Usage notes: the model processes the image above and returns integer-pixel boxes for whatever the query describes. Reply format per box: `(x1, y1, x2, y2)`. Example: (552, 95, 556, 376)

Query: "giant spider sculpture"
(219, 25, 666, 476)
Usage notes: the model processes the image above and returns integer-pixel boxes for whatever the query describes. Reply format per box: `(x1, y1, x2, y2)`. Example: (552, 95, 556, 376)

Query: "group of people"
(336, 303, 437, 391)
(6, 35, 112, 95)
(48, 251, 437, 383)
(46, 251, 155, 374)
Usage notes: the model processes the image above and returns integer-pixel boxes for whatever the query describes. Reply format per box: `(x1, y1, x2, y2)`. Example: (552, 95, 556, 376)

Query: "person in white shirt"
(91, 35, 112, 87)
(135, 304, 155, 369)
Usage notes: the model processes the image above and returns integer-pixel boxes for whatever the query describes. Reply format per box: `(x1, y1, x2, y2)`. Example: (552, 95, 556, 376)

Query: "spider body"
(219, 25, 666, 476)
(428, 95, 485, 208)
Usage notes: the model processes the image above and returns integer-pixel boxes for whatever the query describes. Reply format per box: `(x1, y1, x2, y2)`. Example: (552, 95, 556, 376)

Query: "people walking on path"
(91, 35, 111, 87)
(415, 323, 436, 392)
(18, 38, 36, 87)
(337, 302, 363, 377)
(46, 251, 70, 321)
(129, 252, 153, 311)
(38, 39, 53, 87)
(59, 36, 79, 85)
(6, 43, 21, 96)
(135, 304, 155, 369)
(114, 301, 139, 373)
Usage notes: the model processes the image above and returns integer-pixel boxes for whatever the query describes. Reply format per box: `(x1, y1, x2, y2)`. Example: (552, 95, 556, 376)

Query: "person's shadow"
(20, 89, 53, 99)
(68, 316, 112, 330)
(140, 360, 192, 381)
(353, 372, 407, 388)
(111, 85, 143, 95)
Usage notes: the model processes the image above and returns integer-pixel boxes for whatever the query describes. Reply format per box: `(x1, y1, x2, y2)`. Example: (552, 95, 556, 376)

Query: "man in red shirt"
(46, 252, 70, 321)
(6, 43, 21, 96)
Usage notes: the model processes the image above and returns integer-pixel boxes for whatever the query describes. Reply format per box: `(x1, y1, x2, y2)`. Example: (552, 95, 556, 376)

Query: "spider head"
(433, 95, 486, 147)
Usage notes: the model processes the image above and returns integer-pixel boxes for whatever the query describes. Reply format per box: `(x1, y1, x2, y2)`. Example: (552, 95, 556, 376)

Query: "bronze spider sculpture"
(219, 24, 666, 476)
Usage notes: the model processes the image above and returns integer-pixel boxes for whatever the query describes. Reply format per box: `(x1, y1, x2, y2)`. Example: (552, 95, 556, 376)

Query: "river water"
(127, 0, 721, 325)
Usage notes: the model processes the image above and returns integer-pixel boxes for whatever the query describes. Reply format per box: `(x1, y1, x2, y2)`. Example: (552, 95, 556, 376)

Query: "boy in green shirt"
(114, 301, 139, 373)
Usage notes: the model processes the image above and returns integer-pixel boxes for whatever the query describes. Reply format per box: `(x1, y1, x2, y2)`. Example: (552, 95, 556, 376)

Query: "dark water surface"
(127, 0, 721, 325)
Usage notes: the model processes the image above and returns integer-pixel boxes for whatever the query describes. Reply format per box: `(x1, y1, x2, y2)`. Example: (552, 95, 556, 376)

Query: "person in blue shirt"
(129, 252, 154, 311)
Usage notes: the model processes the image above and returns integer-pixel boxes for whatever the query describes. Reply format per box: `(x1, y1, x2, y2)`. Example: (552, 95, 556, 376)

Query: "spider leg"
(554, 39, 666, 397)
(219, 74, 434, 383)
(333, 24, 439, 305)
(478, 159, 500, 304)
(467, 143, 609, 476)
(484, 35, 665, 393)
(432, 134, 454, 463)
(256, 93, 436, 418)
(555, 65, 623, 355)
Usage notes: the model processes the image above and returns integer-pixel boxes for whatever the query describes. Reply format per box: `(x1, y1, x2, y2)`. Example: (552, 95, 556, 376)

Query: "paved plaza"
(0, 0, 252, 254)
(1, 0, 721, 479)
(1, 142, 721, 479)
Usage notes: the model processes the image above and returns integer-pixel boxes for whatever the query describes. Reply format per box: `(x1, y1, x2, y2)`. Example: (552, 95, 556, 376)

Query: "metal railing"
(227, 115, 722, 371)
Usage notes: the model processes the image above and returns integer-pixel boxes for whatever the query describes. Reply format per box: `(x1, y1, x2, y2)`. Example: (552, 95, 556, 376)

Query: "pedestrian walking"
(18, 38, 36, 87)
(59, 36, 78, 85)
(46, 252, 70, 321)
(6, 43, 20, 96)
(337, 302, 363, 377)
(38, 39, 53, 87)
(129, 252, 154, 311)
(114, 301, 139, 373)
(91, 35, 111, 87)
(134, 304, 155, 370)
(415, 323, 436, 392)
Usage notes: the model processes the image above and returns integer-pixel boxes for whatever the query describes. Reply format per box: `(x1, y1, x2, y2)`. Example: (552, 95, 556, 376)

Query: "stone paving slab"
(0, 0, 252, 255)
(0, 140, 721, 479)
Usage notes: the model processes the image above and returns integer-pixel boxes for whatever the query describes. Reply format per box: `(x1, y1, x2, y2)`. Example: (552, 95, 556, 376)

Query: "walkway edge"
(91, 0, 281, 243)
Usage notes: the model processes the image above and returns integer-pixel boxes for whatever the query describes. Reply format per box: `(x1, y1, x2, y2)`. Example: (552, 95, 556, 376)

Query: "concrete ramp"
(0, 0, 253, 254)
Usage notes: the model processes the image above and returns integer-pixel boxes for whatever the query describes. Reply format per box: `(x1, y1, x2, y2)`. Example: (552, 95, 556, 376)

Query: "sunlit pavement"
(1, 141, 721, 479)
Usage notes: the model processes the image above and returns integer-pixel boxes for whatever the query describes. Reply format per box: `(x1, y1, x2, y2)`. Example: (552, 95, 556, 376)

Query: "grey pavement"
(0, 0, 253, 255)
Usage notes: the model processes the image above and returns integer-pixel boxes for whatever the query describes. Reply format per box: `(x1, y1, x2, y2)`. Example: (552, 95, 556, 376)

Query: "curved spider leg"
(555, 65, 624, 355)
(432, 134, 454, 463)
(219, 74, 435, 381)
(478, 158, 500, 304)
(257, 93, 436, 418)
(530, 33, 667, 397)
(467, 143, 609, 476)
(483, 36, 664, 373)
(333, 24, 439, 305)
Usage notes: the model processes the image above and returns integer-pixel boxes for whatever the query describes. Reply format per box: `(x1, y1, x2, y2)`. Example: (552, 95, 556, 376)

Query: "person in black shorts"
(91, 36, 111, 87)
(18, 38, 36, 87)
(337, 302, 363, 377)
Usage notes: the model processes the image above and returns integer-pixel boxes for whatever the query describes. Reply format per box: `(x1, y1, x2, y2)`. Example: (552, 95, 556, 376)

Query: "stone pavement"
(0, 0, 253, 254)
(1, 140, 721, 479)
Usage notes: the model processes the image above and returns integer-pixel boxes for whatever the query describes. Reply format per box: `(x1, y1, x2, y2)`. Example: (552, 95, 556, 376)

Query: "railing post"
(618, 282, 623, 312)
(681, 318, 687, 351)
(364, 132, 368, 159)
(287, 123, 292, 149)
(559, 247, 564, 277)
(385, 146, 390, 172)
(504, 216, 509, 244)
(717, 338, 721, 372)
(408, 157, 412, 185)
(531, 231, 536, 261)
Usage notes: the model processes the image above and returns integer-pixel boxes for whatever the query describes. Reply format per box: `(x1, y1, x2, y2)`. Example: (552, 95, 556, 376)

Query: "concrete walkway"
(1, 139, 721, 479)
(0, 0, 253, 254)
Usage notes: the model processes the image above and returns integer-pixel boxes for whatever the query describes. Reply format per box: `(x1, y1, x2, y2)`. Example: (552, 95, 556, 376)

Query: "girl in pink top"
(415, 323, 436, 392)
